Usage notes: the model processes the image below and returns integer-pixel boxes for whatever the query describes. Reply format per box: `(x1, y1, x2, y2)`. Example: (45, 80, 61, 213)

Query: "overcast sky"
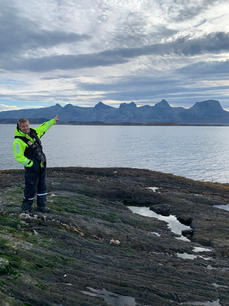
(1, 0, 229, 111)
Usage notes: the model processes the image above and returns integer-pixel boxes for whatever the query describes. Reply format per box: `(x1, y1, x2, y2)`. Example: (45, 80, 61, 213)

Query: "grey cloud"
(0, 4, 89, 56)
(111, 11, 177, 48)
(154, 26, 178, 39)
(95, 85, 226, 103)
(41, 75, 74, 80)
(113, 12, 148, 47)
(2, 31, 229, 72)
(79, 72, 229, 104)
(178, 32, 229, 55)
(97, 32, 229, 59)
(113, 24, 177, 49)
(167, 0, 221, 22)
(0, 92, 76, 102)
(79, 76, 179, 92)
(98, 83, 229, 104)
(2, 53, 127, 72)
(178, 59, 229, 77)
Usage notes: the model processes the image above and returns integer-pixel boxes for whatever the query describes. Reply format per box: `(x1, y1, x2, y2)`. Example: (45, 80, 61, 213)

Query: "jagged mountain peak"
(64, 103, 74, 109)
(94, 102, 113, 110)
(154, 99, 170, 108)
(119, 102, 137, 109)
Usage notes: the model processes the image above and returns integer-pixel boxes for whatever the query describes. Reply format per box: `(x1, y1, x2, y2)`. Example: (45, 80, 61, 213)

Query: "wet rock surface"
(0, 167, 229, 305)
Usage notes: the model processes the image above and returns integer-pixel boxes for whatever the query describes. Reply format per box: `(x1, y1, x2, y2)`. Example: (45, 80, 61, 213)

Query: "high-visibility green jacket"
(13, 119, 56, 167)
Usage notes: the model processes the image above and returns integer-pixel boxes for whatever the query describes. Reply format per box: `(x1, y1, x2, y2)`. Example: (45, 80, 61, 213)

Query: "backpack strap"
(14, 128, 42, 145)
(14, 136, 32, 145)
(14, 128, 46, 164)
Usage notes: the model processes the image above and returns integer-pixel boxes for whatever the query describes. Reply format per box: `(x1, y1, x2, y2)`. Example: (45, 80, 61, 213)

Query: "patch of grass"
(0, 262, 17, 275)
(0, 214, 21, 229)
(0, 225, 19, 234)
(0, 238, 24, 277)
(0, 280, 7, 293)
(121, 246, 136, 255)
(48, 196, 97, 217)
(0, 237, 8, 247)
(36, 280, 48, 290)
(0, 253, 21, 276)
(102, 212, 118, 223)
(2, 187, 23, 205)
(48, 196, 78, 213)
(23, 252, 75, 273)
(22, 232, 39, 244)
(19, 256, 56, 275)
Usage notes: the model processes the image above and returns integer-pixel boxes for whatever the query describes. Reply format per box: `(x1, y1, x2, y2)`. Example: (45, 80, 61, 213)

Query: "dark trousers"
(22, 160, 47, 211)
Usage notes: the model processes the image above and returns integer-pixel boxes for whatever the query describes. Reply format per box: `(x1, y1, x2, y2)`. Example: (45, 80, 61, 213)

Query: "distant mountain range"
(1, 99, 229, 125)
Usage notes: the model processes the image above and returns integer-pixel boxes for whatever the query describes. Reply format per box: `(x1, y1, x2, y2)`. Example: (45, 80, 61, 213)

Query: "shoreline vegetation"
(1, 167, 229, 305)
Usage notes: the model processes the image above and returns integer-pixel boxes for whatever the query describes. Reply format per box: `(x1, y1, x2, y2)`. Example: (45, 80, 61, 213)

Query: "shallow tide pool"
(128, 206, 192, 241)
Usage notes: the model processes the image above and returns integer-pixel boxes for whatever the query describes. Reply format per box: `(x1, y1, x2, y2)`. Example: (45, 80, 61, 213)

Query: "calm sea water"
(1, 124, 229, 183)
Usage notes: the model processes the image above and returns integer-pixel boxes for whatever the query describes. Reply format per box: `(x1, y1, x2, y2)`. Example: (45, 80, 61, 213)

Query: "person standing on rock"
(13, 116, 58, 213)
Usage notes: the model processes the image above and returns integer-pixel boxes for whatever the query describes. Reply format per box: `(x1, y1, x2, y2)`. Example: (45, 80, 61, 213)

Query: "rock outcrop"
(0, 167, 229, 305)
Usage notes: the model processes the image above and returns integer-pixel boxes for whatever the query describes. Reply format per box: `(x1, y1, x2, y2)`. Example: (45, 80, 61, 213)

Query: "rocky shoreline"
(0, 167, 229, 305)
